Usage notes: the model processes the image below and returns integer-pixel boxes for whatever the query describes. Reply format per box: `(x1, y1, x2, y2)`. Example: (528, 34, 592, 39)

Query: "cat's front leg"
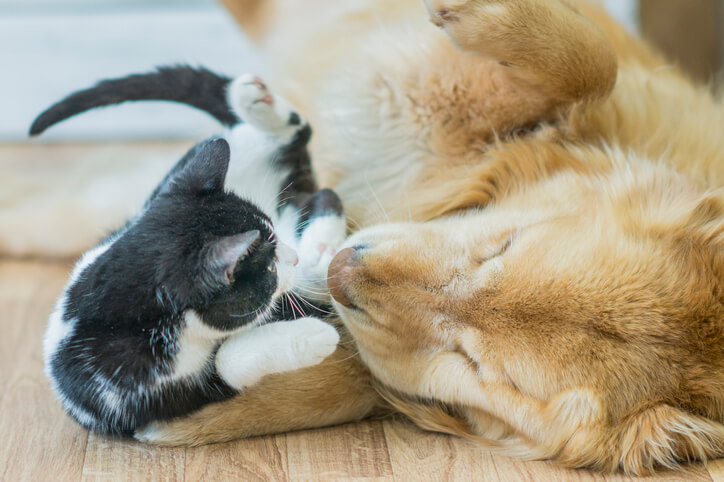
(215, 317, 340, 390)
(294, 189, 347, 304)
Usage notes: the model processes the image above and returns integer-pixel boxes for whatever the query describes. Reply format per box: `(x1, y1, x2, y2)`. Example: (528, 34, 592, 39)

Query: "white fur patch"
(274, 241, 298, 297)
(227, 74, 301, 140)
(93, 372, 124, 419)
(224, 124, 291, 219)
(276, 205, 302, 250)
(480, 3, 508, 20)
(166, 310, 228, 383)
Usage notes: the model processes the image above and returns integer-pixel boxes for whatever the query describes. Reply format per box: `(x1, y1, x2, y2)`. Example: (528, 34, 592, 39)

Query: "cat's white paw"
(227, 74, 303, 138)
(285, 317, 340, 369)
(215, 318, 339, 390)
(296, 215, 347, 302)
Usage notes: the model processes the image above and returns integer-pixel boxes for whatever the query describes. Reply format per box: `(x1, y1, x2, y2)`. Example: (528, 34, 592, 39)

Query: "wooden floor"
(2, 143, 724, 481)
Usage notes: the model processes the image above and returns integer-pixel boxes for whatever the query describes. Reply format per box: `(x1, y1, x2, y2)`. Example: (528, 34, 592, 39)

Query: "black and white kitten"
(36, 68, 346, 436)
(31, 67, 346, 303)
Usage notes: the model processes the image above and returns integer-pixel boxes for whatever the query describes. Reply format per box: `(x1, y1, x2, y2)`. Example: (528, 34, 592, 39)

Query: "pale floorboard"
(285, 421, 392, 480)
(185, 435, 288, 481)
(81, 434, 185, 482)
(706, 460, 724, 482)
(0, 262, 88, 482)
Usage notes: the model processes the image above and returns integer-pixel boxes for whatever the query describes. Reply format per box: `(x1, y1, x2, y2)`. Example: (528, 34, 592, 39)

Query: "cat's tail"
(29, 65, 239, 136)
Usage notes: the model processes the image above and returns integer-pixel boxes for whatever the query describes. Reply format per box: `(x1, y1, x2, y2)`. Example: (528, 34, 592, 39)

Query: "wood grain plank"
(81, 434, 184, 482)
(491, 455, 711, 482)
(384, 417, 521, 482)
(184, 434, 288, 481)
(488, 452, 604, 482)
(384, 417, 712, 482)
(286, 421, 393, 481)
(605, 465, 712, 482)
(0, 264, 34, 389)
(706, 460, 724, 482)
(491, 456, 711, 482)
(0, 261, 87, 482)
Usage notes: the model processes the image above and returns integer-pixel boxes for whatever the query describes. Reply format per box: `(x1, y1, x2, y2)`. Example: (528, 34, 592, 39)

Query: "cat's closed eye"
(267, 263, 276, 273)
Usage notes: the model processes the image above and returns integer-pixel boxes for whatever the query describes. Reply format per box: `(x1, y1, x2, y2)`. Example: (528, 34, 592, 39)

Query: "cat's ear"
(179, 137, 231, 193)
(204, 230, 261, 286)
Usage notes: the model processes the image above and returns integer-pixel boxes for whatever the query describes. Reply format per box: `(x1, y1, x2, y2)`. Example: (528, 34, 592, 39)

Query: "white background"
(0, 0, 638, 142)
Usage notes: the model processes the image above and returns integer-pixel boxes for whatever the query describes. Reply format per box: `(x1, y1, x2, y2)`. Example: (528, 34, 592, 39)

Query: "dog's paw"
(228, 74, 303, 138)
(424, 0, 517, 54)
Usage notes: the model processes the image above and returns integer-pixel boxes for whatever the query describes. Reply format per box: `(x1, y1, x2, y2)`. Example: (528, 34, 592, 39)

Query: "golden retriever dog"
(8, 0, 723, 475)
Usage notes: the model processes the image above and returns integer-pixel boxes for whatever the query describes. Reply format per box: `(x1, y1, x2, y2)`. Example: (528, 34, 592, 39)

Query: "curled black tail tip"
(29, 114, 51, 137)
(28, 123, 44, 137)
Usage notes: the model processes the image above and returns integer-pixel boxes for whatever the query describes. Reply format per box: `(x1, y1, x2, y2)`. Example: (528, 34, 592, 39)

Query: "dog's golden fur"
(14, 0, 723, 475)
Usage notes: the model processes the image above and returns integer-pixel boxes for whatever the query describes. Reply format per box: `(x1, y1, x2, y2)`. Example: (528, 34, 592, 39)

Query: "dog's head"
(329, 151, 724, 421)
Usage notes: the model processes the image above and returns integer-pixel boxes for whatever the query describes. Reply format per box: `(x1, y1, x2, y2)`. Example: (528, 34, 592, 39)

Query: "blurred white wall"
(0, 1, 262, 142)
(602, 0, 639, 33)
(1, 0, 640, 142)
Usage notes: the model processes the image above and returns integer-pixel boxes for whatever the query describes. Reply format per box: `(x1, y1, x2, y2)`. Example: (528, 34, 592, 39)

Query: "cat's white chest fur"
(224, 124, 290, 221)
(166, 310, 228, 382)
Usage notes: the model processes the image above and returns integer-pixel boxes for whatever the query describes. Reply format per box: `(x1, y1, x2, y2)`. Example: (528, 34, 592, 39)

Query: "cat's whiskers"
(292, 279, 329, 291)
(294, 218, 314, 232)
(275, 181, 299, 213)
(346, 216, 363, 232)
(289, 291, 335, 316)
(292, 283, 332, 299)
(285, 292, 304, 319)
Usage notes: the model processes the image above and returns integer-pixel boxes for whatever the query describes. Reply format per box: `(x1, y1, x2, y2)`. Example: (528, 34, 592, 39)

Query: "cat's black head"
(93, 138, 296, 332)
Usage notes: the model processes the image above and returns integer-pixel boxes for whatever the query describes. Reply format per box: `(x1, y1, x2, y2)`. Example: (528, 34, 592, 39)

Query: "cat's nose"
(328, 247, 361, 307)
